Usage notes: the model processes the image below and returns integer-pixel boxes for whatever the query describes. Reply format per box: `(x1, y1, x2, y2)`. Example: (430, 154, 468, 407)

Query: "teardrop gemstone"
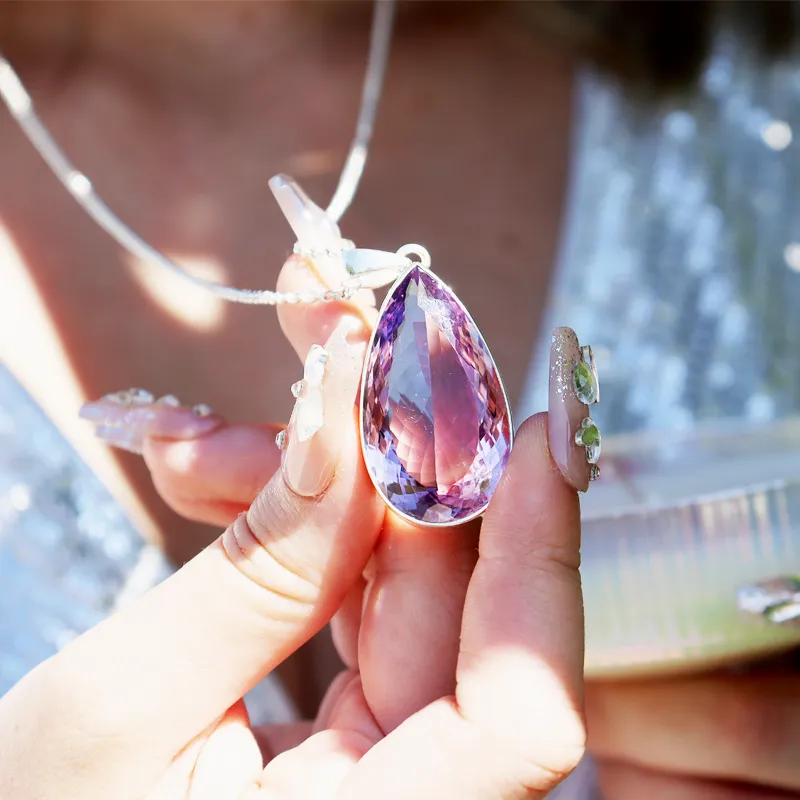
(360, 266, 512, 525)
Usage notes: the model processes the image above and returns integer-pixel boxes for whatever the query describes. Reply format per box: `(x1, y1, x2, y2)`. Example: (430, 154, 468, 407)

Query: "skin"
(1, 3, 798, 797)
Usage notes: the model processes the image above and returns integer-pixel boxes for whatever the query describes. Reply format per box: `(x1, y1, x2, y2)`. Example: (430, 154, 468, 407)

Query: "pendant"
(271, 174, 513, 527)
(360, 260, 512, 526)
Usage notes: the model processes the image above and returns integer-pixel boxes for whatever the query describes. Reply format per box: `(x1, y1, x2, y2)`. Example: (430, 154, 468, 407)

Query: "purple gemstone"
(361, 266, 512, 525)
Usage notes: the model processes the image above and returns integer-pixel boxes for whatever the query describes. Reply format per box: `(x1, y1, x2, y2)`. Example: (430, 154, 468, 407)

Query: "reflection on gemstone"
(361, 267, 511, 524)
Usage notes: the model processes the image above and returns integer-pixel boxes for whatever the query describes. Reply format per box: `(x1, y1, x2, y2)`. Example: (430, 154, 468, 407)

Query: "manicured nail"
(79, 392, 224, 454)
(549, 328, 600, 492)
(281, 316, 366, 497)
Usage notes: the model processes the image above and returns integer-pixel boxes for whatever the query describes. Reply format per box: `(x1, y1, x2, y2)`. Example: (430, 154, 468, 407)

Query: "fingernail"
(281, 316, 366, 497)
(79, 392, 224, 454)
(549, 328, 600, 492)
(93, 425, 147, 455)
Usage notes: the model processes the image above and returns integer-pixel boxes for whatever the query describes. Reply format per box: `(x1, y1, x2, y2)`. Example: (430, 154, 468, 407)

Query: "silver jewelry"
(0, 0, 396, 307)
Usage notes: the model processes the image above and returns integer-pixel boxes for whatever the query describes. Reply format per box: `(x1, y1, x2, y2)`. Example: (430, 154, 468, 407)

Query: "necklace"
(0, 0, 520, 527)
(0, 1, 396, 307)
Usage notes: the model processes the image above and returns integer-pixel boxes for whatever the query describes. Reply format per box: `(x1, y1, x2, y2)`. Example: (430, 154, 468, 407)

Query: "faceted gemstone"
(575, 417, 601, 464)
(573, 346, 599, 405)
(361, 267, 512, 525)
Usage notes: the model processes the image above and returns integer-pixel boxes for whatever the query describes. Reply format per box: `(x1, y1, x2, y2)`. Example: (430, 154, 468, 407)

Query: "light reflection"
(127, 254, 227, 331)
(761, 120, 792, 150)
(286, 149, 339, 178)
(783, 242, 800, 272)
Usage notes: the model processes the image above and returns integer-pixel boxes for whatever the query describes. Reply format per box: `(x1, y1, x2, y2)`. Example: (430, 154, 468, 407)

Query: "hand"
(586, 660, 800, 799)
(1, 255, 587, 799)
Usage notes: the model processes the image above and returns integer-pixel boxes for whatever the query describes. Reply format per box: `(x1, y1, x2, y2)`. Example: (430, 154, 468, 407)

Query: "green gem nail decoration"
(575, 417, 601, 464)
(573, 345, 599, 404)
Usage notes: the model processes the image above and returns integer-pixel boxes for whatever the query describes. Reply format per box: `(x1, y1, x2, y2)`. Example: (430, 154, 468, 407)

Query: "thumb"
(16, 317, 383, 800)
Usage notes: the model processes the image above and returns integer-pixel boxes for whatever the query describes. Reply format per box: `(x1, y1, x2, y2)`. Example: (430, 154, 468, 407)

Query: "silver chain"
(0, 0, 396, 306)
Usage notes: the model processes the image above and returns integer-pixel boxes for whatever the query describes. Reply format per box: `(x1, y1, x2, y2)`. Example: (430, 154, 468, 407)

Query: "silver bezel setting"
(358, 261, 514, 529)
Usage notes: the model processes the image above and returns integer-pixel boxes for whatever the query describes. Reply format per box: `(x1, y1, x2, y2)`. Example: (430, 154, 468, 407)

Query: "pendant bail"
(343, 248, 411, 288)
(342, 243, 432, 289)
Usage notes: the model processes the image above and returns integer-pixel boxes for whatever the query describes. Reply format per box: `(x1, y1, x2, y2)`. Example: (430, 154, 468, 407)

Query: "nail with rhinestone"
(549, 328, 598, 493)
(575, 417, 601, 464)
(80, 392, 224, 454)
(275, 429, 286, 451)
(102, 388, 155, 407)
(285, 343, 330, 449)
(282, 319, 362, 497)
(573, 345, 599, 405)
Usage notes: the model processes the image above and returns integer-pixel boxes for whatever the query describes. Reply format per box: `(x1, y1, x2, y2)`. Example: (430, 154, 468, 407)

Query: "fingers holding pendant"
(549, 327, 601, 492)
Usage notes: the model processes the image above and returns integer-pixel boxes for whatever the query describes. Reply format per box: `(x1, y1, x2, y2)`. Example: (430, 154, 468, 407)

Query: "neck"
(0, 2, 372, 94)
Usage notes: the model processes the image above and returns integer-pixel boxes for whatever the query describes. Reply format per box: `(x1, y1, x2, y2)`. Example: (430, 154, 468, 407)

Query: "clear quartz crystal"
(269, 175, 351, 284)
(270, 175, 346, 253)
